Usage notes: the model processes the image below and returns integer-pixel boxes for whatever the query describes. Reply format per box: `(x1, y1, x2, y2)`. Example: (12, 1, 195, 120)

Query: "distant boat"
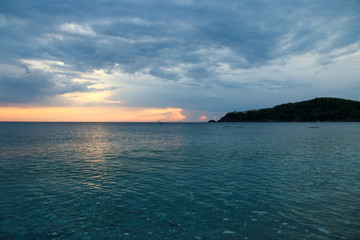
(309, 126, 319, 128)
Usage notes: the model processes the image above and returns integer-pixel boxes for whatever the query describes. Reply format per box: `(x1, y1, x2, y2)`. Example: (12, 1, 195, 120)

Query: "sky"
(0, 0, 359, 122)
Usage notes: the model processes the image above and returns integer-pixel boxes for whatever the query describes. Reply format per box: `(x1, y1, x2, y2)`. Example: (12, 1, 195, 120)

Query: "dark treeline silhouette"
(217, 98, 360, 122)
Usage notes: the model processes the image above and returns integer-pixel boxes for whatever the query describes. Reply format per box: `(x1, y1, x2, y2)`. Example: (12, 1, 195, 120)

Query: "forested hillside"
(217, 98, 360, 122)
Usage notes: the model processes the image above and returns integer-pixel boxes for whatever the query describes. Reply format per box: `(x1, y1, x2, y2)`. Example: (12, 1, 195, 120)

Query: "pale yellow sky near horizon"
(0, 106, 187, 122)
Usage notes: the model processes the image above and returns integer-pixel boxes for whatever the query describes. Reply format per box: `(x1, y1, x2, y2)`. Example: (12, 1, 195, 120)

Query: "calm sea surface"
(0, 122, 359, 239)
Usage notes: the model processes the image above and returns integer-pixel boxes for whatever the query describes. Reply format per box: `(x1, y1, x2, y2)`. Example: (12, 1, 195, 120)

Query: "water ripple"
(0, 122, 359, 239)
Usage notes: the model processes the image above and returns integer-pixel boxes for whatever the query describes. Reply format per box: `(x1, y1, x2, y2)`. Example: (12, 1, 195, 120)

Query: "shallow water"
(0, 122, 359, 239)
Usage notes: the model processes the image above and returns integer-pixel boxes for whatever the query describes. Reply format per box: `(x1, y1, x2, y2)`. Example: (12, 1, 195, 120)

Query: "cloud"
(4, 1, 358, 72)
(60, 23, 96, 36)
(0, 60, 93, 105)
(198, 115, 207, 121)
(0, 66, 55, 103)
(0, 0, 359, 121)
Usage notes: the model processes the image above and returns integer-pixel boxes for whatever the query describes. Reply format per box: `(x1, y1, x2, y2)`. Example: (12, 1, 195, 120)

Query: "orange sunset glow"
(198, 115, 207, 121)
(0, 106, 186, 122)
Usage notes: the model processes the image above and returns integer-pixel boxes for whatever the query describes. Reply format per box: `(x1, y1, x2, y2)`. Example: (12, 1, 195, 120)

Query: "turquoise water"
(0, 122, 359, 239)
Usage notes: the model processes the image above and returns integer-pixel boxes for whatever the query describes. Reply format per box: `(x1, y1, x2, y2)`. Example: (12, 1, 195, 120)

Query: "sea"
(0, 122, 359, 240)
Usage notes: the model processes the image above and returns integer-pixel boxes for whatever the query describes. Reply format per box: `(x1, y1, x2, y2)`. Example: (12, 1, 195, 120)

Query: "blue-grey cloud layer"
(1, 0, 359, 115)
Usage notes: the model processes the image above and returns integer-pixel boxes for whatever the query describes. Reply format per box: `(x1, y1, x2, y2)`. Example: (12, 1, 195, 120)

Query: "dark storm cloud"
(0, 71, 55, 103)
(0, 69, 90, 104)
(0, 0, 359, 107)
